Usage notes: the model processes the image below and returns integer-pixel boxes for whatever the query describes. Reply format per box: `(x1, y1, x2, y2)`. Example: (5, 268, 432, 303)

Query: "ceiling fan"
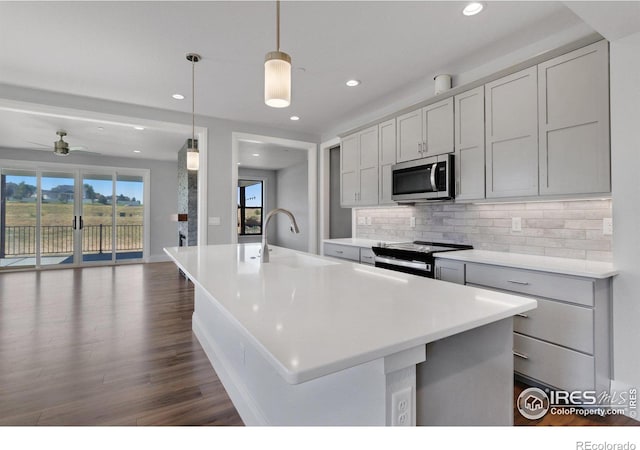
(27, 130, 99, 156)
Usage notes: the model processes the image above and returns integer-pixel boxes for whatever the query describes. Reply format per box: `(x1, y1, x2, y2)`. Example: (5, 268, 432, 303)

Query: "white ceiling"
(0, 1, 599, 159)
(238, 141, 307, 170)
(0, 108, 189, 161)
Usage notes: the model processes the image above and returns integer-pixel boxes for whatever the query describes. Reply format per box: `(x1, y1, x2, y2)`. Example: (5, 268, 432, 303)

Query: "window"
(237, 180, 263, 235)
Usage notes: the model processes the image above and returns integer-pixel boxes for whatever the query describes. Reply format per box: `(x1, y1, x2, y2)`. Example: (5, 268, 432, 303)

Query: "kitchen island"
(164, 243, 536, 426)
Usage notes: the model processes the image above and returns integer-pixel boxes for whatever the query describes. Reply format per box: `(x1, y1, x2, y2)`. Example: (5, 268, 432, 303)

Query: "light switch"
(366, 216, 372, 226)
(410, 217, 416, 228)
(357, 216, 366, 225)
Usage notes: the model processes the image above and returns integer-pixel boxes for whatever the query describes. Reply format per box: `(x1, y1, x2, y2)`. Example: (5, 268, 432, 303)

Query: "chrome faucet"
(261, 208, 300, 263)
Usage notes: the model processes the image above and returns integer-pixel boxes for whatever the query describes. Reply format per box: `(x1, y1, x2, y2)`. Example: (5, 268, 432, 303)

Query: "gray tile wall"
(355, 199, 612, 261)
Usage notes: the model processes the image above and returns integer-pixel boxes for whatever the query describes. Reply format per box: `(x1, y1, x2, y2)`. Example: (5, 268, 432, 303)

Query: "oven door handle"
(374, 256, 430, 272)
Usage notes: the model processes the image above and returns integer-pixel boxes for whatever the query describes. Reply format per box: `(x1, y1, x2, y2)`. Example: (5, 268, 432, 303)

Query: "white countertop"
(434, 249, 617, 279)
(165, 244, 536, 384)
(323, 238, 404, 248)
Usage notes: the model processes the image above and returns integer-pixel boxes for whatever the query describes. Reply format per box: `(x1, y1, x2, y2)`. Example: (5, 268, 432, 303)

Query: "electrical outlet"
(357, 216, 366, 225)
(511, 217, 522, 232)
(366, 216, 372, 226)
(391, 387, 412, 426)
(603, 218, 613, 236)
(410, 216, 416, 228)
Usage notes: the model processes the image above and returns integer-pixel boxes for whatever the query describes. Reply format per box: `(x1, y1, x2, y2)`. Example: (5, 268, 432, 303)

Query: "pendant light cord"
(276, 0, 280, 51)
(191, 57, 195, 148)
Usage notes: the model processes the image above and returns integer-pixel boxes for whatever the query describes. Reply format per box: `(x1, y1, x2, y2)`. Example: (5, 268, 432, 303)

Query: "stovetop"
(377, 241, 473, 255)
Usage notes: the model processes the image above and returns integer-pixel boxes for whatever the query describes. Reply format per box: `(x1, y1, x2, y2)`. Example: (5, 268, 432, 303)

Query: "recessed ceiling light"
(172, 94, 185, 100)
(346, 79, 360, 87)
(133, 150, 141, 153)
(252, 153, 260, 157)
(290, 116, 300, 121)
(134, 126, 145, 131)
(462, 2, 484, 16)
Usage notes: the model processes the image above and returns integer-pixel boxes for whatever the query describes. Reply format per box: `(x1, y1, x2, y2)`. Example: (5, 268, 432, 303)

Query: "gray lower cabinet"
(434, 259, 465, 285)
(323, 243, 375, 265)
(435, 257, 611, 394)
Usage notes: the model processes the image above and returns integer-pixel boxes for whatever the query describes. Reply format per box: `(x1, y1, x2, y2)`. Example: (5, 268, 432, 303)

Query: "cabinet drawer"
(466, 263, 594, 306)
(359, 248, 375, 265)
(515, 297, 593, 354)
(513, 333, 594, 392)
(323, 243, 360, 262)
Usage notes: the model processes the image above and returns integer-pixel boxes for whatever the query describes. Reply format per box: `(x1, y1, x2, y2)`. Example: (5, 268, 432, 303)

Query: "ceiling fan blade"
(70, 149, 101, 155)
(25, 140, 50, 148)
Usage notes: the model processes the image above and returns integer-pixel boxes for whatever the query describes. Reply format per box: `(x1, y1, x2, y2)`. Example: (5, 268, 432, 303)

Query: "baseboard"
(192, 312, 269, 426)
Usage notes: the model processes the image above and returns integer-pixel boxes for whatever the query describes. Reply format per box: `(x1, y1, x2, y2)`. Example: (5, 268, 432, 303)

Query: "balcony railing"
(1, 224, 143, 257)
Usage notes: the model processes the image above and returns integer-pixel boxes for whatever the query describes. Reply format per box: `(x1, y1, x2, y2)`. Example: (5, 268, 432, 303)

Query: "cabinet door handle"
(508, 280, 530, 286)
(423, 141, 427, 154)
(418, 142, 422, 154)
(516, 313, 529, 318)
(362, 255, 372, 260)
(513, 351, 529, 360)
(336, 250, 344, 254)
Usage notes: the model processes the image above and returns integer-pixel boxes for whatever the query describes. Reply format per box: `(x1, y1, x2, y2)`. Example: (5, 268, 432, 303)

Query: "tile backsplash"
(355, 199, 612, 261)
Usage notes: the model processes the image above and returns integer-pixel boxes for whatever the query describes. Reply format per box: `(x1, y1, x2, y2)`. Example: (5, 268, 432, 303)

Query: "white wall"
(610, 31, 640, 394)
(238, 168, 277, 244)
(0, 146, 177, 261)
(0, 84, 320, 247)
(274, 161, 308, 252)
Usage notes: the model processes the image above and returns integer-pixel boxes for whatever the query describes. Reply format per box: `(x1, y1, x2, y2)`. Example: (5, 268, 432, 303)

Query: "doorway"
(1, 162, 148, 270)
(231, 132, 317, 253)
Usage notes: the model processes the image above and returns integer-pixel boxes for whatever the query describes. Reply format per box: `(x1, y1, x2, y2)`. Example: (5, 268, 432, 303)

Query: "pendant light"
(186, 52, 200, 171)
(264, 0, 291, 108)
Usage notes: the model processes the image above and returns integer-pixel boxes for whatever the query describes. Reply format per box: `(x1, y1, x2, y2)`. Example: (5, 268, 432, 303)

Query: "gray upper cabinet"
(340, 133, 359, 207)
(396, 98, 454, 163)
(359, 126, 379, 205)
(340, 125, 379, 207)
(538, 40, 610, 196)
(378, 119, 396, 205)
(454, 86, 485, 201)
(485, 66, 539, 198)
(423, 97, 454, 157)
(396, 108, 423, 163)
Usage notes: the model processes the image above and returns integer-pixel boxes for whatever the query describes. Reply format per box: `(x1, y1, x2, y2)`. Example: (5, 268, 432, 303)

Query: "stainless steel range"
(371, 241, 472, 278)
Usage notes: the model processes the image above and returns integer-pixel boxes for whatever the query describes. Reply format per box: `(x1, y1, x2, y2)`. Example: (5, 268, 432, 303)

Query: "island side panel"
(416, 318, 514, 426)
(192, 286, 387, 426)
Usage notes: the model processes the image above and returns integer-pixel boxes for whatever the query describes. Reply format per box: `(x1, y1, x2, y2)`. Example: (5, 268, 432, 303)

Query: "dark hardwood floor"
(0, 262, 637, 426)
(0, 263, 242, 426)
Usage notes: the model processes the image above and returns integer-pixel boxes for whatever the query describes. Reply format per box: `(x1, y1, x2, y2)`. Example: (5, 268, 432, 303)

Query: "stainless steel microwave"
(391, 154, 454, 202)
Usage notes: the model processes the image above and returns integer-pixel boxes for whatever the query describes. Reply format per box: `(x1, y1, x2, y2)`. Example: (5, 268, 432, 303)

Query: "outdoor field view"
(1, 171, 143, 267)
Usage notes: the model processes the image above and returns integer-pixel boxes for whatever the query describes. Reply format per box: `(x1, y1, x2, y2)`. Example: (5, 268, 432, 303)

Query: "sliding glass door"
(0, 169, 38, 269)
(1, 162, 147, 270)
(40, 171, 77, 266)
(115, 174, 144, 261)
